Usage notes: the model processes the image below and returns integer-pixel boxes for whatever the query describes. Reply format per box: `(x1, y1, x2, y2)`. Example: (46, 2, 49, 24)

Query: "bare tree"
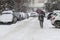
(45, 0, 60, 12)
(0, 0, 30, 12)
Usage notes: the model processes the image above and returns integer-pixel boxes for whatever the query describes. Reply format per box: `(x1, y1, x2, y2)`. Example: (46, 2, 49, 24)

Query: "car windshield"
(31, 12, 36, 14)
(2, 13, 11, 14)
(31, 13, 35, 14)
(55, 12, 60, 15)
(53, 13, 59, 16)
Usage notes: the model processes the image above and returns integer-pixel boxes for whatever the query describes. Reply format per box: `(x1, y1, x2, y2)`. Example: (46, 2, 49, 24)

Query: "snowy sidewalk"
(44, 18, 54, 29)
(1, 17, 60, 40)
(1, 17, 40, 40)
(0, 17, 35, 39)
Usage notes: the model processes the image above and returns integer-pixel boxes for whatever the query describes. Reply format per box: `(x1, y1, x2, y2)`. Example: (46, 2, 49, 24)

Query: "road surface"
(0, 17, 60, 40)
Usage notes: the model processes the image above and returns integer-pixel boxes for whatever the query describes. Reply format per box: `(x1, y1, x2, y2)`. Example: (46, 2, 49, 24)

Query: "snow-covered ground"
(0, 17, 60, 40)
(0, 17, 35, 38)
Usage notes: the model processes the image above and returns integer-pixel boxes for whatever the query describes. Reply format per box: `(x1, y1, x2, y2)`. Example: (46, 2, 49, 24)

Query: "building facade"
(29, 0, 46, 8)
(28, 0, 46, 11)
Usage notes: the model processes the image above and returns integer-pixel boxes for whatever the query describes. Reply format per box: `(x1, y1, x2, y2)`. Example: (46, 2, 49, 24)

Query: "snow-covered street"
(0, 17, 60, 40)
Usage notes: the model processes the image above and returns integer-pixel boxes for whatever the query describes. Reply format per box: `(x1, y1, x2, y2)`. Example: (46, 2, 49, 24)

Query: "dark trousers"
(39, 20, 43, 28)
(38, 16, 44, 28)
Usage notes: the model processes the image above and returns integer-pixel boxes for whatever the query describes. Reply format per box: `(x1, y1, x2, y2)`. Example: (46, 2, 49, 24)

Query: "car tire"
(13, 17, 17, 23)
(19, 15, 22, 21)
(54, 22, 59, 28)
(54, 21, 60, 28)
(54, 22, 57, 28)
(55, 26, 57, 28)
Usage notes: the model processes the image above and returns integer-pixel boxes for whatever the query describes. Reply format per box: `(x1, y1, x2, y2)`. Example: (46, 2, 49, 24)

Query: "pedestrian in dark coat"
(36, 9, 45, 28)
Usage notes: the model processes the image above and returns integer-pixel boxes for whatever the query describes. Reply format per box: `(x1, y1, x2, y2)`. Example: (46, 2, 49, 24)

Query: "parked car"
(27, 12, 31, 17)
(13, 12, 21, 21)
(14, 12, 29, 21)
(51, 10, 60, 28)
(20, 12, 29, 20)
(30, 12, 38, 17)
(0, 10, 17, 23)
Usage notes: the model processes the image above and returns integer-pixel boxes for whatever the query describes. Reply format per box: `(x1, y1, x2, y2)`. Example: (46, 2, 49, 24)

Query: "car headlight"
(51, 17, 55, 21)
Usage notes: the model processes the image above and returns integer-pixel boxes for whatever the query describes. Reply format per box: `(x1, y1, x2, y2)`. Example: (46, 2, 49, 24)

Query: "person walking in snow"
(36, 9, 45, 28)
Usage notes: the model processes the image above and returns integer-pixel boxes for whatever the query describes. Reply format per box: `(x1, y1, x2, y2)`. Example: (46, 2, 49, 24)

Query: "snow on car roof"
(53, 10, 60, 13)
(2, 10, 13, 13)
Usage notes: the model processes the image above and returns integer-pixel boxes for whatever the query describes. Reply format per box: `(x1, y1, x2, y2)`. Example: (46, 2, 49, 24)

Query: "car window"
(53, 13, 57, 16)
(2, 13, 11, 14)
(31, 13, 35, 14)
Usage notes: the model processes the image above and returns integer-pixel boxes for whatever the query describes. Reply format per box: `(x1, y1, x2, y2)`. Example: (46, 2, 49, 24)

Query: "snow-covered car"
(14, 12, 21, 21)
(51, 10, 60, 28)
(0, 10, 17, 23)
(20, 12, 29, 20)
(30, 12, 38, 17)
(14, 12, 29, 20)
(27, 12, 31, 17)
(26, 13, 29, 18)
